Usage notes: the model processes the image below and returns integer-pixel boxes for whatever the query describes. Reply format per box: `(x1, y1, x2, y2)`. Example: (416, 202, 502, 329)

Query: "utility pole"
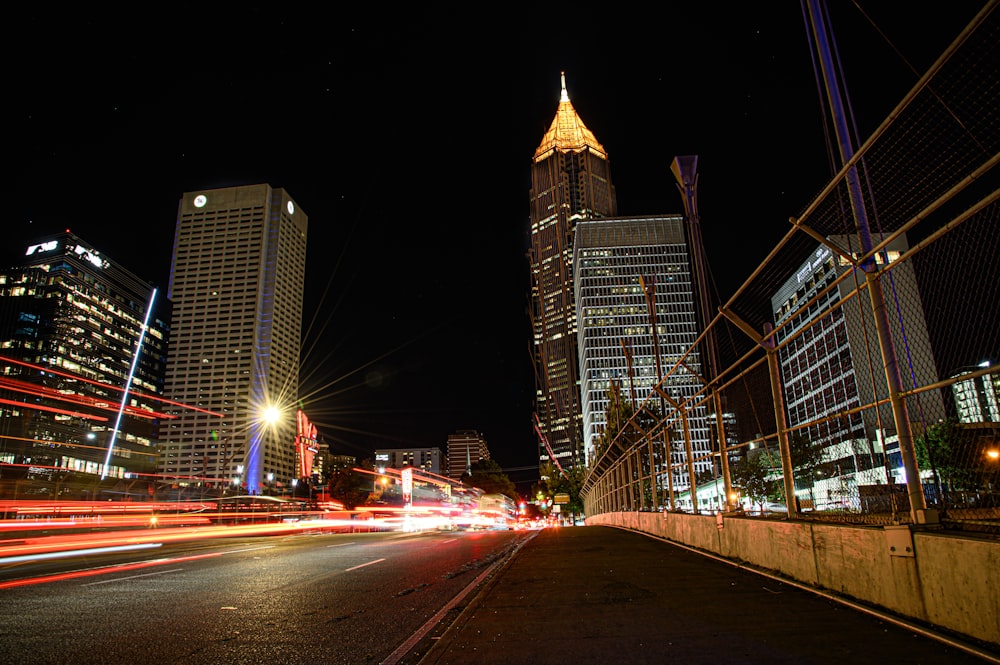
(671, 156, 735, 512)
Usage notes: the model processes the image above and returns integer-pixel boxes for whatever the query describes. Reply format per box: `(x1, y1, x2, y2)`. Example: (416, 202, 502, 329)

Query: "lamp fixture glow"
(261, 405, 281, 424)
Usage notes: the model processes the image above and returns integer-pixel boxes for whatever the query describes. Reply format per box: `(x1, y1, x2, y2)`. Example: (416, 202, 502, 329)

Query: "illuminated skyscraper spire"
(528, 73, 617, 473)
(534, 72, 608, 162)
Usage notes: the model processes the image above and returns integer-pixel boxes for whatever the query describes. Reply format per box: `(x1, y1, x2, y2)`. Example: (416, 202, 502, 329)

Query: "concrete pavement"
(407, 524, 998, 665)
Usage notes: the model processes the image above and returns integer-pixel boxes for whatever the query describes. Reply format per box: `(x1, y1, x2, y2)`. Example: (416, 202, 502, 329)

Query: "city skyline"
(3, 5, 982, 483)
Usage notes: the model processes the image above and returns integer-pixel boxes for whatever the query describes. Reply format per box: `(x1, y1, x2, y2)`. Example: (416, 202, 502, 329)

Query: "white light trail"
(0, 542, 162, 565)
(102, 287, 157, 478)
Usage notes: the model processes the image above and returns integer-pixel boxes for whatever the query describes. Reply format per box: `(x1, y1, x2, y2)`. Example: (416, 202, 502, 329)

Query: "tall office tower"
(446, 429, 490, 480)
(157, 184, 307, 495)
(0, 231, 169, 480)
(951, 362, 1000, 423)
(529, 73, 617, 474)
(573, 216, 712, 487)
(771, 234, 945, 493)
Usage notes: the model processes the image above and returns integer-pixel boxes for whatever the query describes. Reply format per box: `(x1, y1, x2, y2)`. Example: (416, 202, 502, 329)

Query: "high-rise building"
(770, 234, 945, 497)
(446, 429, 490, 480)
(951, 362, 1000, 423)
(529, 73, 617, 474)
(156, 184, 307, 494)
(573, 215, 712, 486)
(0, 231, 169, 480)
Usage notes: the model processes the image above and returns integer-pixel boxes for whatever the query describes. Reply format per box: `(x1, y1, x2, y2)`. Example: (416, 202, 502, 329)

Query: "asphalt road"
(0, 528, 531, 665)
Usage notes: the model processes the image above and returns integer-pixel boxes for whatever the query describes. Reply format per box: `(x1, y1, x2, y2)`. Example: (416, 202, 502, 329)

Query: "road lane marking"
(326, 542, 356, 548)
(345, 558, 385, 571)
(81, 569, 184, 586)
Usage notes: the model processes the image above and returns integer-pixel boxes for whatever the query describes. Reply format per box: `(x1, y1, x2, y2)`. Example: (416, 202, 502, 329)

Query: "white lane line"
(327, 542, 356, 548)
(345, 558, 385, 571)
(217, 545, 276, 555)
(439, 539, 457, 544)
(82, 568, 184, 586)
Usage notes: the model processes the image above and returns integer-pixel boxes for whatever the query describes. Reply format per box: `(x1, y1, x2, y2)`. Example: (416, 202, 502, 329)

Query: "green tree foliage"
(326, 459, 374, 509)
(730, 453, 774, 511)
(461, 458, 517, 500)
(787, 433, 824, 490)
(532, 462, 586, 518)
(915, 419, 993, 492)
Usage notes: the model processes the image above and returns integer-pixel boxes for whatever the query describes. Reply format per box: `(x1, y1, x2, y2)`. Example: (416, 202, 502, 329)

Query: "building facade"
(770, 234, 945, 501)
(374, 447, 444, 476)
(573, 216, 712, 487)
(951, 362, 1000, 423)
(156, 184, 307, 495)
(529, 73, 617, 474)
(446, 429, 490, 480)
(0, 231, 169, 482)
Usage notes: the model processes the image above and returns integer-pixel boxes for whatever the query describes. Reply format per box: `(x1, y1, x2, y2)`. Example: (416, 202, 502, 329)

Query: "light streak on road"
(0, 545, 276, 589)
(345, 558, 385, 572)
(0, 550, 225, 589)
(0, 542, 162, 565)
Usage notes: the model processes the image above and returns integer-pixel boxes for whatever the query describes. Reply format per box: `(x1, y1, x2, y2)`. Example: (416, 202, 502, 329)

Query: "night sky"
(2, 4, 984, 485)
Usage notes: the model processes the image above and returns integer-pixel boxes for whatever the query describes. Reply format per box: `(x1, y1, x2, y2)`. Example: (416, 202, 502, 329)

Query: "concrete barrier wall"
(586, 511, 999, 648)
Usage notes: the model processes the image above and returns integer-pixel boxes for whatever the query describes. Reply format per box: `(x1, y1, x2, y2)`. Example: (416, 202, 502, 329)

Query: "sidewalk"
(412, 524, 997, 665)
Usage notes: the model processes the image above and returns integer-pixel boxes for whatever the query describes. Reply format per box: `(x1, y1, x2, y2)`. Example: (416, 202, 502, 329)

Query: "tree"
(788, 433, 824, 490)
(915, 419, 990, 493)
(532, 463, 586, 520)
(461, 458, 517, 500)
(327, 460, 374, 509)
(730, 453, 774, 511)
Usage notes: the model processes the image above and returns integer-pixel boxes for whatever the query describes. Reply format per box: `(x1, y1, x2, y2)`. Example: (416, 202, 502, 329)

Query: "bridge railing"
(582, 3, 1000, 534)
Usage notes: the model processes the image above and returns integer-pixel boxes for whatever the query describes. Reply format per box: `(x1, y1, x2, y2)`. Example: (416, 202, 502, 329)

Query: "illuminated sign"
(401, 467, 413, 505)
(25, 240, 60, 256)
(295, 409, 319, 478)
(73, 244, 106, 269)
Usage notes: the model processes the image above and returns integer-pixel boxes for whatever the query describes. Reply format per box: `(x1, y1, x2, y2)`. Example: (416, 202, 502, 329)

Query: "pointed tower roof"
(533, 72, 608, 163)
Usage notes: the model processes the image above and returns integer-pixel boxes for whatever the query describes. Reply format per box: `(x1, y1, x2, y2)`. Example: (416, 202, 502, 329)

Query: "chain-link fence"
(582, 3, 999, 533)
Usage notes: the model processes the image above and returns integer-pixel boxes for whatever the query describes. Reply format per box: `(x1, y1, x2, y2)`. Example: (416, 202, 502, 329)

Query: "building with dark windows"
(770, 234, 945, 506)
(156, 184, 307, 495)
(529, 73, 617, 475)
(0, 231, 169, 485)
(446, 429, 490, 480)
(573, 215, 712, 489)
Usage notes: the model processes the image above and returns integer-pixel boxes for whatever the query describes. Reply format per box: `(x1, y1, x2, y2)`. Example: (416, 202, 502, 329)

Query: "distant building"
(573, 215, 712, 487)
(528, 73, 617, 474)
(324, 454, 356, 473)
(0, 231, 169, 480)
(446, 429, 490, 480)
(951, 362, 1000, 423)
(156, 184, 307, 494)
(373, 447, 444, 476)
(770, 234, 945, 498)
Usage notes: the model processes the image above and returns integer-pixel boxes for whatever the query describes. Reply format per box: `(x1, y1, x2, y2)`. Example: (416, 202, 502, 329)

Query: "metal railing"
(582, 2, 1000, 533)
